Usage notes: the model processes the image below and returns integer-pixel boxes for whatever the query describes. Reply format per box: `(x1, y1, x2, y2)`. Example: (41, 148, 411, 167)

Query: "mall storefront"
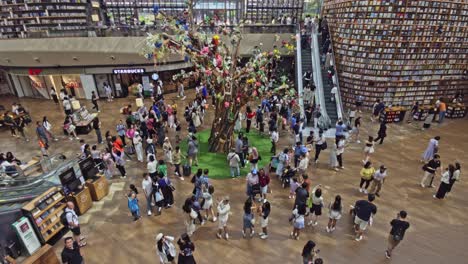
(5, 63, 192, 100)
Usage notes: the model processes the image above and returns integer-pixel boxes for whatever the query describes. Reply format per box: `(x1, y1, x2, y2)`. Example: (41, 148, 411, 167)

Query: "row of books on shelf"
(329, 0, 464, 9)
(338, 68, 460, 78)
(340, 56, 465, 66)
(339, 74, 461, 85)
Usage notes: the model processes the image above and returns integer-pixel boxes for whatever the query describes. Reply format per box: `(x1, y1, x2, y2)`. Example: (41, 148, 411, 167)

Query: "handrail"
(326, 23, 347, 125)
(296, 26, 305, 120)
(310, 24, 331, 129)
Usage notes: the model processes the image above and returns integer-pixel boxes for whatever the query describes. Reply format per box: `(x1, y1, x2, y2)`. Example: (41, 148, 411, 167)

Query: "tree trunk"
(208, 103, 239, 153)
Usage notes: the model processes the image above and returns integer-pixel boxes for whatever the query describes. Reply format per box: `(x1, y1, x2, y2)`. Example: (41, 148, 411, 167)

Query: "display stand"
(74, 112, 98, 135)
(22, 244, 60, 264)
(379, 108, 406, 123)
(412, 105, 434, 121)
(86, 175, 110, 201)
(68, 187, 93, 215)
(446, 104, 466, 118)
(22, 187, 67, 244)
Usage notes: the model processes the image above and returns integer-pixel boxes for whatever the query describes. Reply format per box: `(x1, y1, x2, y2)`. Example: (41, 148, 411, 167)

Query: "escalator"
(318, 34, 338, 125)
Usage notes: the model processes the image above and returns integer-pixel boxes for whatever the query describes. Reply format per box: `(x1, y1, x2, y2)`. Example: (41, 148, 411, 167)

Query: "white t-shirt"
(142, 178, 153, 196)
(331, 87, 338, 95)
(147, 161, 157, 173)
(65, 208, 79, 226)
(63, 100, 71, 110)
(373, 170, 387, 182)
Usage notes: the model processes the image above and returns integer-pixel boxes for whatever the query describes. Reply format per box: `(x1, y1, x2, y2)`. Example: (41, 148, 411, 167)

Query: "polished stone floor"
(1, 92, 467, 264)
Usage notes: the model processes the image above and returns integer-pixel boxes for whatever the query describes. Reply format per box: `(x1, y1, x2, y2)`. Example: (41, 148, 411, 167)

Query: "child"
(202, 185, 216, 222)
(289, 177, 300, 199)
(127, 184, 141, 221)
(307, 184, 324, 226)
(359, 161, 375, 194)
(290, 204, 306, 240)
(326, 195, 342, 233)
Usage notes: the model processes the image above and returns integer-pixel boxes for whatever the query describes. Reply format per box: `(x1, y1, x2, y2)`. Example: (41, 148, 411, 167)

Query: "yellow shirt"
(360, 167, 376, 180)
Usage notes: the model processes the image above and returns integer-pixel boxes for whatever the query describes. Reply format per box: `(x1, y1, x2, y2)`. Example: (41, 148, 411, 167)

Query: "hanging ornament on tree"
(224, 101, 230, 108)
(212, 35, 220, 46)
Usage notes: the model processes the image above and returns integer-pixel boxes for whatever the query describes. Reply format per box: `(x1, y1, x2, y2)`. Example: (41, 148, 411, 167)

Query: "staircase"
(318, 35, 338, 125)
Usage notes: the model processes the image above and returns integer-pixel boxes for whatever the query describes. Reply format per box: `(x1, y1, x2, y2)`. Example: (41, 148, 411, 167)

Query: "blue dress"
(422, 139, 438, 161)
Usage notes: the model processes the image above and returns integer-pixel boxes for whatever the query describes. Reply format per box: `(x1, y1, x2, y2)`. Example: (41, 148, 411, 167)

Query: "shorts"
(294, 219, 305, 229)
(218, 218, 228, 229)
(243, 214, 254, 229)
(310, 204, 322, 216)
(354, 216, 368, 230)
(261, 185, 268, 194)
(71, 226, 81, 236)
(202, 200, 212, 210)
(261, 217, 269, 228)
(328, 210, 342, 220)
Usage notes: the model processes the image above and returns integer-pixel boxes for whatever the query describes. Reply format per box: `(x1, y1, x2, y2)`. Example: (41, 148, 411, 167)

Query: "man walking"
(35, 121, 49, 147)
(235, 134, 245, 168)
(353, 194, 377, 241)
(61, 237, 84, 264)
(386, 211, 410, 259)
(369, 165, 388, 197)
(65, 202, 86, 247)
(91, 91, 100, 112)
(142, 173, 153, 216)
(227, 149, 241, 178)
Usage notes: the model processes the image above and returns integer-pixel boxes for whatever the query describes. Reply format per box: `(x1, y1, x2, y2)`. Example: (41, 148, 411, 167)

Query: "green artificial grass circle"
(179, 129, 273, 179)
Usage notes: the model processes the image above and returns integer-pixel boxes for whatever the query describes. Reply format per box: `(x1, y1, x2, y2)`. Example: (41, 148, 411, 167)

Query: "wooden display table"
(22, 244, 60, 264)
(412, 105, 434, 121)
(69, 187, 93, 215)
(379, 107, 406, 123)
(75, 113, 98, 135)
(85, 175, 109, 201)
(446, 103, 466, 118)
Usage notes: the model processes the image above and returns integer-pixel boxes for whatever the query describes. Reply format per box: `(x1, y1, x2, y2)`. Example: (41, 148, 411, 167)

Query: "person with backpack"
(63, 201, 87, 247)
(227, 149, 241, 178)
(386, 211, 410, 259)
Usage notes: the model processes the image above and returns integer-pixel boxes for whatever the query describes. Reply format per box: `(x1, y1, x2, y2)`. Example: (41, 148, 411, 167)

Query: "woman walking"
(422, 136, 440, 163)
(156, 233, 177, 264)
(242, 198, 255, 238)
(326, 195, 342, 233)
(163, 137, 173, 166)
(133, 131, 144, 162)
(359, 161, 375, 194)
(182, 198, 197, 236)
(329, 140, 339, 171)
(447, 162, 461, 196)
(42, 116, 58, 141)
(307, 184, 324, 226)
(249, 147, 260, 171)
(350, 117, 361, 143)
(113, 150, 127, 178)
(434, 164, 455, 199)
(276, 148, 289, 176)
(363, 136, 375, 164)
(301, 240, 318, 264)
(216, 196, 231, 240)
(421, 154, 441, 188)
(177, 233, 196, 264)
(202, 185, 216, 222)
(290, 204, 306, 240)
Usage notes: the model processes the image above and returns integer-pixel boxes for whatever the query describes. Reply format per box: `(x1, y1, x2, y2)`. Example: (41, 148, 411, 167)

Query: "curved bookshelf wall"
(323, 0, 468, 107)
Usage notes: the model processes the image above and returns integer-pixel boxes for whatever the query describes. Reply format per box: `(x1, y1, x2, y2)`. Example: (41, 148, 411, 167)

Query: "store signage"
(28, 68, 42, 75)
(113, 68, 145, 74)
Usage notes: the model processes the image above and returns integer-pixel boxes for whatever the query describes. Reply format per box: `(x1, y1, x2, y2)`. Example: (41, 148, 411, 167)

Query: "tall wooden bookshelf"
(0, 0, 90, 38)
(323, 0, 468, 108)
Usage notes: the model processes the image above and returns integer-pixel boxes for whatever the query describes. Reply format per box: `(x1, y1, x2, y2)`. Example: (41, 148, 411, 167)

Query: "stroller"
(281, 166, 297, 189)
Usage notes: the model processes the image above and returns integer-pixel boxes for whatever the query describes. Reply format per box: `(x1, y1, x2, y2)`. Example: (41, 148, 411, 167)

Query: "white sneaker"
(326, 226, 330, 233)
(242, 230, 246, 238)
(259, 232, 265, 237)
(260, 234, 268, 239)
(216, 233, 222, 239)
(147, 210, 152, 216)
(356, 140, 361, 143)
(212, 217, 217, 222)
(201, 221, 205, 226)
(363, 190, 368, 194)
(250, 230, 255, 237)
(307, 220, 314, 226)
(355, 235, 363, 241)
(359, 188, 363, 193)
(225, 233, 229, 240)
(312, 221, 318, 226)
(331, 227, 336, 232)
(420, 183, 426, 188)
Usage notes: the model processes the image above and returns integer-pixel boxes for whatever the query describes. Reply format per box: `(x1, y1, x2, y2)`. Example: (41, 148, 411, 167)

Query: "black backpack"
(60, 210, 72, 228)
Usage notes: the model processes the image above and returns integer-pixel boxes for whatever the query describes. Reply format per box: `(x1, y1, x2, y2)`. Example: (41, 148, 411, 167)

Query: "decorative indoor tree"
(140, 0, 295, 153)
